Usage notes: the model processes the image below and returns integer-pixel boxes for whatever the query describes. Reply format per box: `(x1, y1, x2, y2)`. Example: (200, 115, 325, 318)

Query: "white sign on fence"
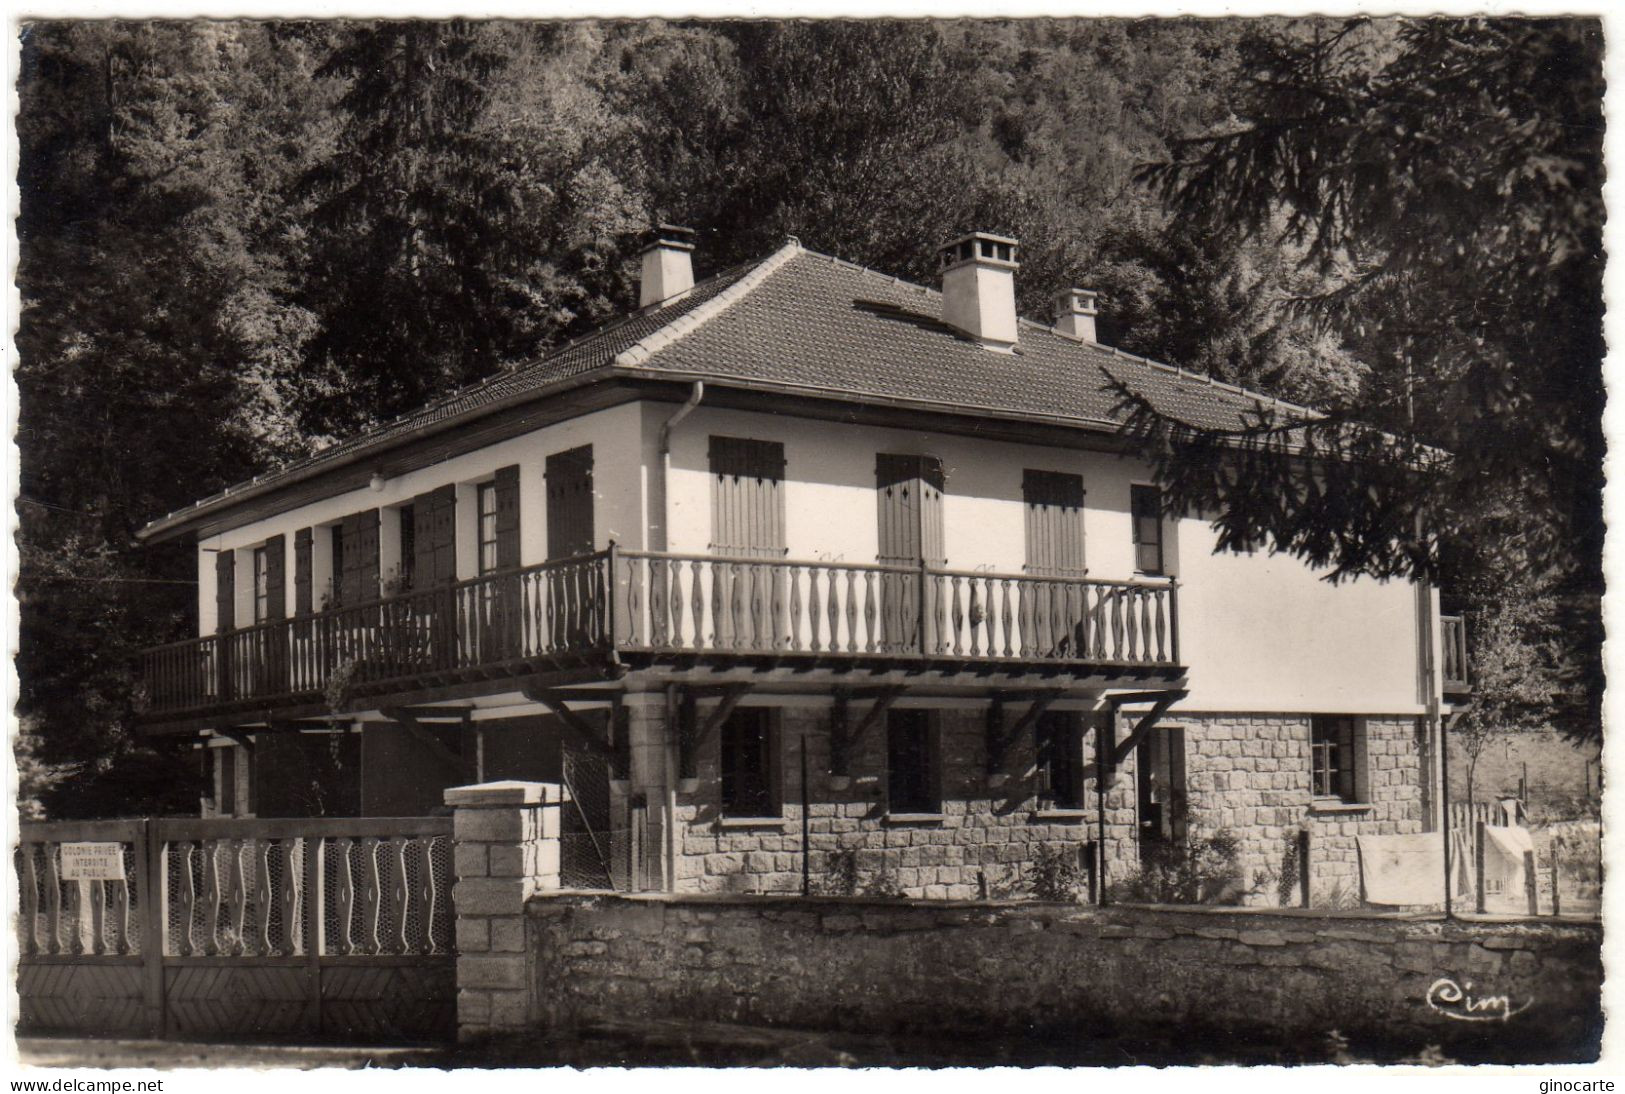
(60, 842, 126, 882)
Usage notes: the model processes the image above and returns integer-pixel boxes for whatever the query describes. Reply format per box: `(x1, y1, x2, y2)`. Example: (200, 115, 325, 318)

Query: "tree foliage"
(15, 16, 1602, 818)
(1135, 17, 1603, 740)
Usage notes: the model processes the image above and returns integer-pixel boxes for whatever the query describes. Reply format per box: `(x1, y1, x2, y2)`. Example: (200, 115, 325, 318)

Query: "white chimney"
(1053, 287, 1099, 342)
(639, 224, 696, 308)
(939, 232, 1020, 350)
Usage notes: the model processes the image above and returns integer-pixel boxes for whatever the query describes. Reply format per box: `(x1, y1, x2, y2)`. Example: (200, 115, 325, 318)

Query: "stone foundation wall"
(525, 892, 1601, 1062)
(653, 705, 1426, 907)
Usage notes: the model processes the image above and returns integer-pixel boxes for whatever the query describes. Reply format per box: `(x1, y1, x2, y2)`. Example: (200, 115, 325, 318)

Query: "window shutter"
(877, 454, 946, 565)
(1350, 718, 1369, 804)
(494, 464, 521, 570)
(1167, 726, 1188, 841)
(215, 550, 236, 633)
(709, 437, 786, 558)
(263, 534, 287, 621)
(293, 528, 313, 615)
(546, 446, 595, 559)
(411, 486, 458, 587)
(1023, 470, 1086, 576)
(341, 509, 381, 604)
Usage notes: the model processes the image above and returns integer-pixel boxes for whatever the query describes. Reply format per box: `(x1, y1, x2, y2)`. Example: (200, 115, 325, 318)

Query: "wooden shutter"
(340, 509, 381, 605)
(293, 528, 313, 615)
(546, 446, 595, 559)
(215, 550, 236, 633)
(709, 437, 786, 558)
(263, 534, 287, 621)
(493, 464, 521, 569)
(407, 488, 457, 588)
(1023, 470, 1086, 576)
(876, 454, 946, 565)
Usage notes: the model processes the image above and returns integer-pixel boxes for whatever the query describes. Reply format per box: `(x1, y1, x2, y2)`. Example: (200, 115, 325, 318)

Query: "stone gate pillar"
(444, 780, 565, 1042)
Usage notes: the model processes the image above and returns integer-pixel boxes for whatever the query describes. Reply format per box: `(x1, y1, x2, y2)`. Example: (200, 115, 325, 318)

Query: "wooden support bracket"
(677, 684, 752, 781)
(523, 686, 617, 761)
(383, 705, 475, 780)
(986, 689, 1065, 775)
(1108, 690, 1188, 769)
(829, 686, 905, 777)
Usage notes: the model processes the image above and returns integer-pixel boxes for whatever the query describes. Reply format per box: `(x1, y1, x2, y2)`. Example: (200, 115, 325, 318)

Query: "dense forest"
(15, 18, 1603, 818)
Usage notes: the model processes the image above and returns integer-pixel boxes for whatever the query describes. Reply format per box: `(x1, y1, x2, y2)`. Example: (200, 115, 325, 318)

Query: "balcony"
(139, 549, 1182, 724)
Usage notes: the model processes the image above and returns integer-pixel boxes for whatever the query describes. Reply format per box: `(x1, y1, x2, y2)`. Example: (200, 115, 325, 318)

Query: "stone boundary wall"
(525, 892, 1601, 1061)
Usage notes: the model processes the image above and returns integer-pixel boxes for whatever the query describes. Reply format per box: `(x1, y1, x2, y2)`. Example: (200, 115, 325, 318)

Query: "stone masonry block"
(458, 953, 530, 991)
(490, 915, 527, 952)
(455, 877, 531, 916)
(455, 807, 527, 842)
(456, 918, 491, 953)
(454, 842, 489, 879)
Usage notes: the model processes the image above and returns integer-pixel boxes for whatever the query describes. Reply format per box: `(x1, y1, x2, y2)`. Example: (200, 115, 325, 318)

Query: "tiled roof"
(632, 247, 1292, 434)
(141, 240, 1304, 540)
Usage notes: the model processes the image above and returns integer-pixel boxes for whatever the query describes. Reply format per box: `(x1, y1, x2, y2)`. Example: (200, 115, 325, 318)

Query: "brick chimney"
(939, 232, 1019, 350)
(639, 224, 697, 308)
(1053, 287, 1099, 343)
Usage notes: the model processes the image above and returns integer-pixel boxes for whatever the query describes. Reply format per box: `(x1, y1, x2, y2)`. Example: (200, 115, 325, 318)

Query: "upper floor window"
(478, 480, 500, 575)
(1132, 484, 1164, 575)
(720, 708, 778, 818)
(328, 523, 346, 607)
(709, 436, 786, 558)
(546, 447, 594, 559)
(1023, 469, 1086, 576)
(396, 503, 416, 593)
(253, 546, 270, 624)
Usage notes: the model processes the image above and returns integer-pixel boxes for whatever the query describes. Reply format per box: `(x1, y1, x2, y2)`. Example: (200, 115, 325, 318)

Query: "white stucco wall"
(193, 396, 1437, 716)
(654, 403, 1429, 715)
(197, 402, 646, 632)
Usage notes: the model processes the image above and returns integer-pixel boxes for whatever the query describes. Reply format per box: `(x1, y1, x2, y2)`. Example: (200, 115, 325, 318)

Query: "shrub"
(1028, 843, 1086, 903)
(1109, 829, 1246, 905)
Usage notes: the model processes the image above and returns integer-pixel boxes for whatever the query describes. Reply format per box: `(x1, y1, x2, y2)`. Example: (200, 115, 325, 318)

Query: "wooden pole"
(1523, 850, 1539, 916)
(1298, 828, 1311, 908)
(1475, 820, 1487, 914)
(1551, 841, 1563, 917)
(800, 733, 810, 897)
(142, 818, 168, 1039)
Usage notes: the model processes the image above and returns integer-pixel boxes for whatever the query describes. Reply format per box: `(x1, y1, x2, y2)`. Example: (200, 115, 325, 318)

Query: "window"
(1311, 716, 1360, 802)
(477, 481, 500, 575)
(1132, 485, 1164, 575)
(253, 547, 270, 623)
(886, 709, 938, 814)
(710, 437, 786, 558)
(1035, 711, 1085, 809)
(720, 708, 777, 817)
(1024, 470, 1086, 576)
(546, 447, 594, 559)
(328, 524, 345, 607)
(397, 504, 415, 593)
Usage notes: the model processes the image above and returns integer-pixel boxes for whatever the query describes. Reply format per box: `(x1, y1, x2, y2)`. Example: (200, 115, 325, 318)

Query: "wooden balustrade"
(141, 549, 1181, 718)
(614, 551, 1179, 667)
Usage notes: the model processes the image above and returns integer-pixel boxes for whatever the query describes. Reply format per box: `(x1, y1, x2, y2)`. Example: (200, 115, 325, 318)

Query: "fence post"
(445, 781, 564, 1043)
(142, 818, 168, 1039)
(1524, 850, 1539, 916)
(1551, 842, 1563, 917)
(1298, 828, 1311, 908)
(1475, 821, 1487, 914)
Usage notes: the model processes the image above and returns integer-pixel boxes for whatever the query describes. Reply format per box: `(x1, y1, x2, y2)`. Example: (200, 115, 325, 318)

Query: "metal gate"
(17, 816, 455, 1044)
(559, 744, 652, 891)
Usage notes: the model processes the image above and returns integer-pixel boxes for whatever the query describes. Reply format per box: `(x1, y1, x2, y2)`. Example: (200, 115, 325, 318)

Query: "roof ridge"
(616, 239, 803, 368)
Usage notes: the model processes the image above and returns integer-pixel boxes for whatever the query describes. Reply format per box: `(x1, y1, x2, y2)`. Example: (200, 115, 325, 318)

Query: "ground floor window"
(886, 709, 938, 814)
(720, 708, 777, 817)
(1036, 711, 1085, 809)
(1311, 715, 1359, 802)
